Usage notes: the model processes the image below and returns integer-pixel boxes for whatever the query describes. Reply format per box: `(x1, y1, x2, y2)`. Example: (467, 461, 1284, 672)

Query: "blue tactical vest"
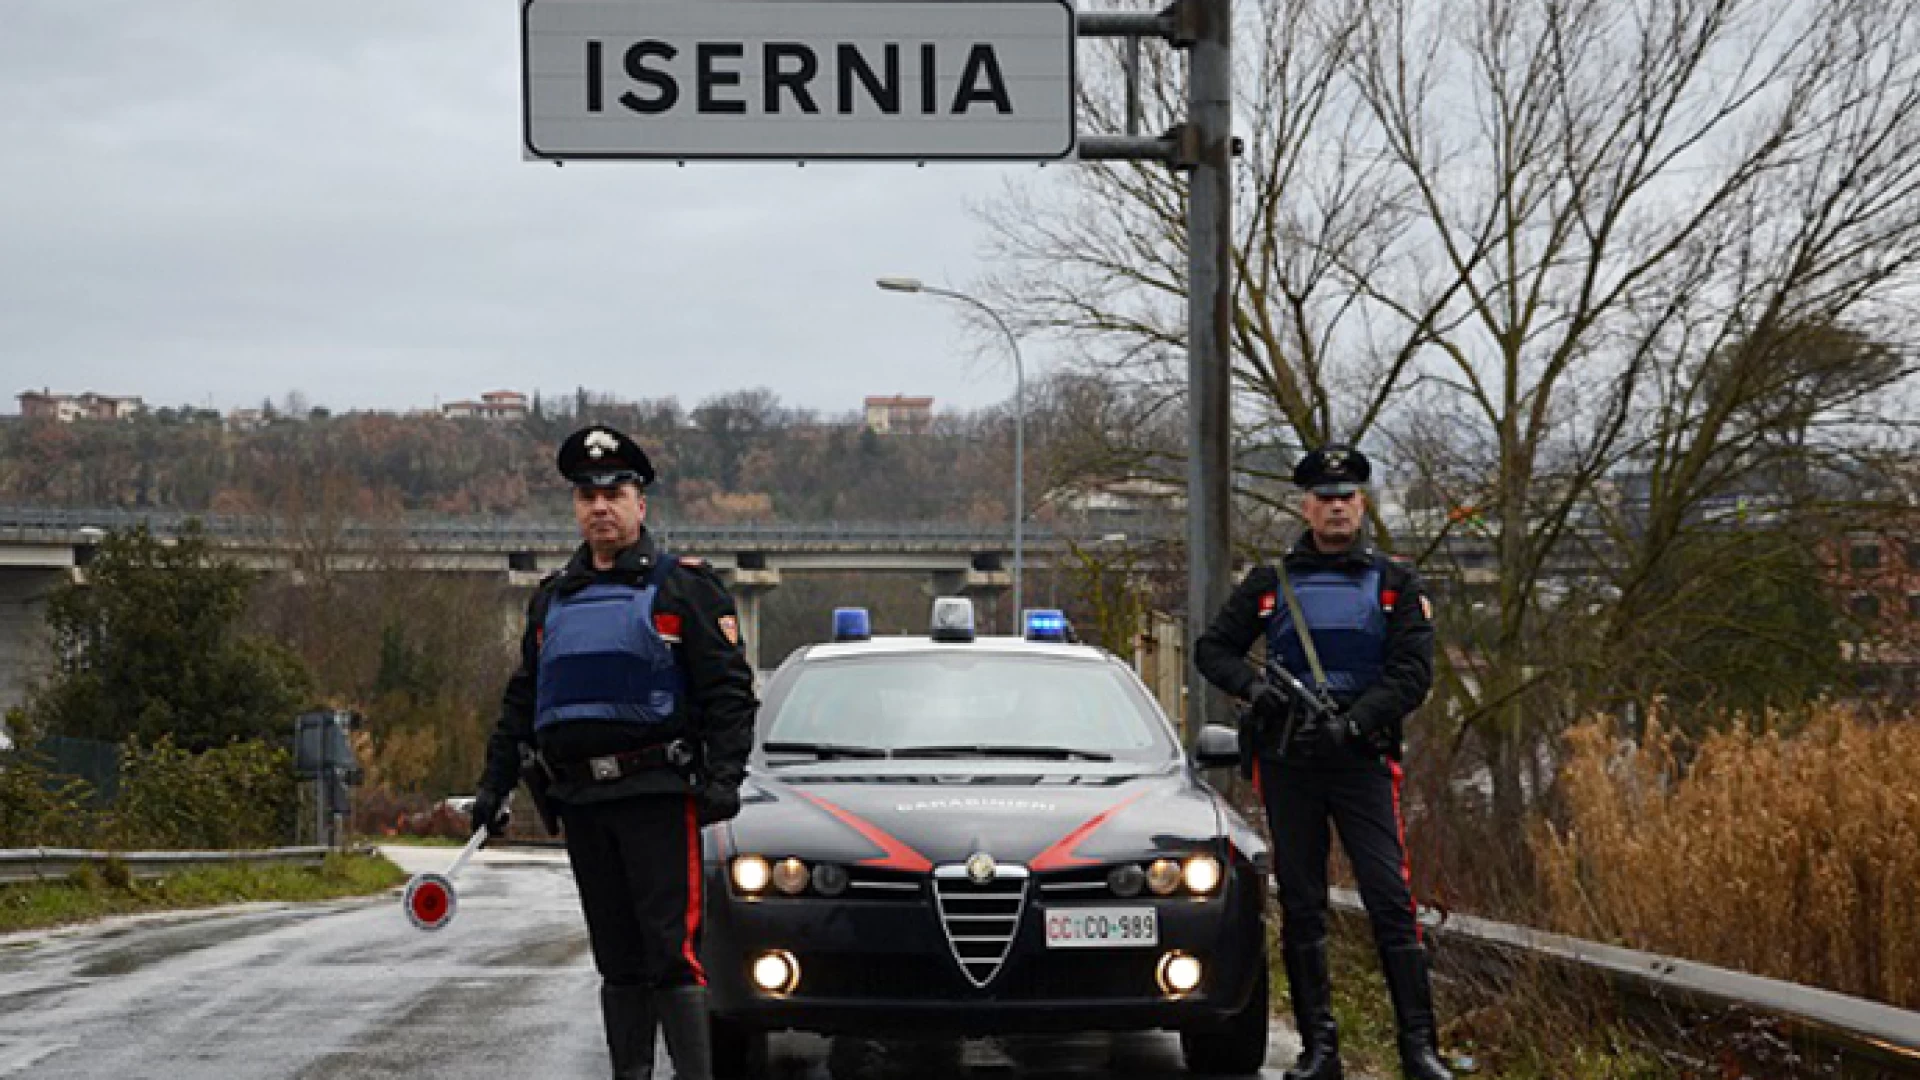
(534, 557, 684, 732)
(1266, 562, 1388, 705)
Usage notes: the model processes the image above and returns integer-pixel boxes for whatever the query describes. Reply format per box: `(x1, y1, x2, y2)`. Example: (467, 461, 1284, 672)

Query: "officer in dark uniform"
(1195, 444, 1451, 1080)
(472, 424, 756, 1080)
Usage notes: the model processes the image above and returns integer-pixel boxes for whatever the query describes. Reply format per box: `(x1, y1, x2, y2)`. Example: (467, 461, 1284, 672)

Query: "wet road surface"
(0, 845, 1307, 1078)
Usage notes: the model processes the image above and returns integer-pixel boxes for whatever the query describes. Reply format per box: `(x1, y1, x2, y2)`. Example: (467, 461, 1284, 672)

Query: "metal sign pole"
(1080, 1, 1235, 743)
(1184, 0, 1233, 743)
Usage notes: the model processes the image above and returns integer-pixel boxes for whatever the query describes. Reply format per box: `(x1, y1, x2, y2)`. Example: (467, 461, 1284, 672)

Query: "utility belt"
(537, 739, 700, 786)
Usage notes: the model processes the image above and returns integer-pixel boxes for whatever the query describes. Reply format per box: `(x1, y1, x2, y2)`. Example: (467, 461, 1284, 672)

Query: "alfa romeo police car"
(701, 599, 1271, 1076)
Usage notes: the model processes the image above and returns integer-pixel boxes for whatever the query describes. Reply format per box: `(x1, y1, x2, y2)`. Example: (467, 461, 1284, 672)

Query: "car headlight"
(1146, 858, 1183, 895)
(772, 857, 810, 895)
(811, 862, 849, 897)
(1107, 863, 1147, 898)
(731, 855, 771, 894)
(1183, 854, 1222, 895)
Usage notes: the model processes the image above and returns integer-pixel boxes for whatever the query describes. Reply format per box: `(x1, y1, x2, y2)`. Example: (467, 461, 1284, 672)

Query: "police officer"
(1195, 444, 1451, 1080)
(472, 424, 756, 1080)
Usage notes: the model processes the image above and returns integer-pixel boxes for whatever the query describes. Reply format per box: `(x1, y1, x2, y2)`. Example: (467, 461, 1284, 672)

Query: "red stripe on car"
(791, 791, 933, 872)
(1028, 790, 1152, 872)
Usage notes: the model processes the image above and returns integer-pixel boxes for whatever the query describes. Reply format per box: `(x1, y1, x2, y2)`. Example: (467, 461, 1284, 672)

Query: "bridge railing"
(0, 506, 1181, 552)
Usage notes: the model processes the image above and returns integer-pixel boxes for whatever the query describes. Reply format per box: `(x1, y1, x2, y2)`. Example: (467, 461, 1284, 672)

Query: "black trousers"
(559, 794, 706, 989)
(1257, 756, 1422, 951)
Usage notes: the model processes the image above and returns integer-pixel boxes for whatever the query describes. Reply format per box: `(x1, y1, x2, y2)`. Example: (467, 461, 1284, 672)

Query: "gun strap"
(1277, 566, 1333, 697)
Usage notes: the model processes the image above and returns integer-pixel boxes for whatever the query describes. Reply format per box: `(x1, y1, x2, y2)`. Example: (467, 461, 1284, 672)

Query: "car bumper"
(701, 863, 1267, 1037)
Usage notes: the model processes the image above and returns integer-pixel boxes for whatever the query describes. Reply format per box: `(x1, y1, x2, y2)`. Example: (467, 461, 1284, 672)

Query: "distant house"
(443, 390, 528, 421)
(16, 389, 143, 422)
(864, 395, 934, 434)
(1053, 477, 1188, 517)
(226, 407, 267, 432)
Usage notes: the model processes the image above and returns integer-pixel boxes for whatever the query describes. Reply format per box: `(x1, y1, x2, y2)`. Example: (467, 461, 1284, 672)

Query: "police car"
(701, 599, 1271, 1076)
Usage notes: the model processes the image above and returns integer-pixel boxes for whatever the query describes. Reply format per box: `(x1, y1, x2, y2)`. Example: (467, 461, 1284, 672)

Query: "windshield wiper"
(891, 744, 1114, 762)
(761, 741, 891, 760)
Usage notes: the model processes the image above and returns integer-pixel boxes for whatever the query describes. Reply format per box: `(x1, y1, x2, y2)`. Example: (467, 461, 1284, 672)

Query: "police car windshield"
(761, 653, 1175, 762)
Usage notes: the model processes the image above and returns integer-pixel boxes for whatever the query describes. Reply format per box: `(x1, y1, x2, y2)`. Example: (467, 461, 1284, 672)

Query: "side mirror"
(1191, 723, 1239, 769)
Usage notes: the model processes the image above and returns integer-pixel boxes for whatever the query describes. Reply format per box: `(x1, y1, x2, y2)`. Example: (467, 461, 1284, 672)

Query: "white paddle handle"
(442, 824, 490, 881)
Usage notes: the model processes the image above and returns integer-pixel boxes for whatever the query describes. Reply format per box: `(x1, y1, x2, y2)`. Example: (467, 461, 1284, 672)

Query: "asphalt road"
(0, 845, 1308, 1079)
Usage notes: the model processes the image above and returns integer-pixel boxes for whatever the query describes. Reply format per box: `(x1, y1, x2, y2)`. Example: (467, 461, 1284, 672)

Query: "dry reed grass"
(1532, 703, 1920, 1009)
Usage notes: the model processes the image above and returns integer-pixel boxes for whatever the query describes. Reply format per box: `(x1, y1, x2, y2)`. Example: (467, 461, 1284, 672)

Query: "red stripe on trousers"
(1389, 760, 1420, 945)
(682, 797, 706, 985)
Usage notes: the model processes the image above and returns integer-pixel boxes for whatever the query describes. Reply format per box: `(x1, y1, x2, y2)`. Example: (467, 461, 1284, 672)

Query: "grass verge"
(0, 851, 408, 935)
(1270, 926, 1678, 1079)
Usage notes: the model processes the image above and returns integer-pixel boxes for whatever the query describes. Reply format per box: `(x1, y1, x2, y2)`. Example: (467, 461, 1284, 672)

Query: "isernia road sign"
(520, 0, 1076, 161)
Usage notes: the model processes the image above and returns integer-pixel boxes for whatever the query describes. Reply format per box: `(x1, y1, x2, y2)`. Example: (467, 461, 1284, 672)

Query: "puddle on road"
(74, 909, 319, 978)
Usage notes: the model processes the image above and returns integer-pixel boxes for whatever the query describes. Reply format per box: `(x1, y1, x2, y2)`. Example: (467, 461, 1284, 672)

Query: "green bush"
(0, 749, 99, 847)
(103, 737, 297, 849)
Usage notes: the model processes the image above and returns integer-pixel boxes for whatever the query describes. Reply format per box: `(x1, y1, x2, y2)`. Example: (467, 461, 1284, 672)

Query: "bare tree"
(979, 0, 1920, 825)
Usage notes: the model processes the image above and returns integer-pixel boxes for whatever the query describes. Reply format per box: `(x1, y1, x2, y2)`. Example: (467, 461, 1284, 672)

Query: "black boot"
(1380, 944, 1453, 1080)
(600, 984, 658, 1080)
(1281, 937, 1343, 1080)
(655, 984, 713, 1080)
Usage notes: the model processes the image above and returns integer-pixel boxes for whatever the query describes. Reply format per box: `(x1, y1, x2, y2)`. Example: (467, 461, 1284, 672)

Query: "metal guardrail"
(1329, 888, 1920, 1073)
(0, 846, 334, 885)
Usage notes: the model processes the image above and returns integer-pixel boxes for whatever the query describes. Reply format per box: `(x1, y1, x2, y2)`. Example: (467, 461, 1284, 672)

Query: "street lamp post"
(877, 277, 1025, 621)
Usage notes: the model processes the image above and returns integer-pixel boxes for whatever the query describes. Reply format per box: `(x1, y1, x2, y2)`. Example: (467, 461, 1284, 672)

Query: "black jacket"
(478, 530, 758, 805)
(1194, 534, 1434, 761)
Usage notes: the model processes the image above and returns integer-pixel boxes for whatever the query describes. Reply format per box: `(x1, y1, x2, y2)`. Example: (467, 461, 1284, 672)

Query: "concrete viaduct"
(0, 507, 1171, 713)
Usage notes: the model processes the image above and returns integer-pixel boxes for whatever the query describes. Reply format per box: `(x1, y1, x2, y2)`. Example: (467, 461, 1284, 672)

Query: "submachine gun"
(1236, 660, 1343, 778)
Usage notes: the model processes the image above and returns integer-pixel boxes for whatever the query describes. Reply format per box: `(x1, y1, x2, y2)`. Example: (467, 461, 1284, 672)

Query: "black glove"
(1246, 679, 1291, 723)
(695, 783, 741, 826)
(470, 788, 509, 837)
(1351, 713, 1396, 756)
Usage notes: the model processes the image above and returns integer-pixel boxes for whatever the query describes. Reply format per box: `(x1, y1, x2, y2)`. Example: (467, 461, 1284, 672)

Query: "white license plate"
(1043, 907, 1158, 948)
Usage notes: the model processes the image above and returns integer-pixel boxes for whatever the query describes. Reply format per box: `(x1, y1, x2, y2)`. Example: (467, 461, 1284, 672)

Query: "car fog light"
(1183, 855, 1222, 895)
(812, 863, 849, 896)
(1146, 858, 1182, 895)
(1156, 951, 1203, 995)
(1107, 863, 1146, 897)
(731, 855, 771, 894)
(772, 857, 810, 895)
(751, 950, 801, 995)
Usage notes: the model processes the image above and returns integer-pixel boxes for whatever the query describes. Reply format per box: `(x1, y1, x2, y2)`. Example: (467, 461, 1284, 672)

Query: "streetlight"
(877, 276, 1026, 620)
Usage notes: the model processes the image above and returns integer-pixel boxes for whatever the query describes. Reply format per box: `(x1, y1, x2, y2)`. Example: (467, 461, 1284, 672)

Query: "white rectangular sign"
(521, 0, 1077, 161)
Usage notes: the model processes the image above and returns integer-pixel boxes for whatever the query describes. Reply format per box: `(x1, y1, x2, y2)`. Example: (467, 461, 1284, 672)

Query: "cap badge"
(584, 430, 619, 458)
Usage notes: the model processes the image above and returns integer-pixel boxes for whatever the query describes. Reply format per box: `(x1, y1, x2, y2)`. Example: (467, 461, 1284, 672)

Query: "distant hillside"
(0, 388, 1060, 525)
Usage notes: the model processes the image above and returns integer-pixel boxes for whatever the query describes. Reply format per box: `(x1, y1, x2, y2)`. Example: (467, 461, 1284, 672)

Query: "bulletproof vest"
(1265, 562, 1388, 705)
(535, 557, 684, 732)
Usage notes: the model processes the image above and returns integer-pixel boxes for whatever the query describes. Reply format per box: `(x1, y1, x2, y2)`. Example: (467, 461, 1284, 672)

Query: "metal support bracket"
(1076, 4, 1180, 41)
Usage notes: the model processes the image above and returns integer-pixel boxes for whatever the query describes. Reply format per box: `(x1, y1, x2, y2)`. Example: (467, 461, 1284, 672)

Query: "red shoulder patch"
(1381, 589, 1399, 613)
(653, 612, 683, 641)
(1257, 591, 1277, 618)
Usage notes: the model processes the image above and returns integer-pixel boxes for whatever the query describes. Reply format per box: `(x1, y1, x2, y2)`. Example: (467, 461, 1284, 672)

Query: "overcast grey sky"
(0, 1, 1067, 418)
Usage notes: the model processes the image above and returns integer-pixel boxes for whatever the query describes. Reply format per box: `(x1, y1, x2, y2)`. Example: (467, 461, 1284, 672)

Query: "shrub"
(1532, 703, 1920, 1009)
(0, 748, 99, 846)
(103, 737, 298, 849)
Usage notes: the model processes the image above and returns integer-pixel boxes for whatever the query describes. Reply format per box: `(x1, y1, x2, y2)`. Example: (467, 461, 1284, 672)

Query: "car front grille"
(931, 863, 1029, 988)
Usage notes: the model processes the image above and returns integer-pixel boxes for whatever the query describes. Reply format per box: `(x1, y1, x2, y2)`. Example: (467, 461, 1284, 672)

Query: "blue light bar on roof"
(1023, 608, 1070, 642)
(832, 607, 871, 642)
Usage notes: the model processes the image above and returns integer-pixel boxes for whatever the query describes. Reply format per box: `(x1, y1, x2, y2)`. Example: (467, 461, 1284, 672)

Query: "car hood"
(726, 761, 1223, 871)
